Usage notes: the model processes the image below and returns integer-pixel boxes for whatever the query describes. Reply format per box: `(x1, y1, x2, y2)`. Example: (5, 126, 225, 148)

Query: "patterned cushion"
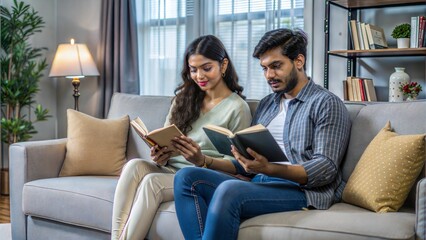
(60, 109, 129, 176)
(343, 121, 425, 212)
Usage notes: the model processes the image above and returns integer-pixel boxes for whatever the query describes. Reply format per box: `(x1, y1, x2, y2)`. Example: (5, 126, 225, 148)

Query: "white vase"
(389, 67, 410, 102)
(397, 38, 410, 48)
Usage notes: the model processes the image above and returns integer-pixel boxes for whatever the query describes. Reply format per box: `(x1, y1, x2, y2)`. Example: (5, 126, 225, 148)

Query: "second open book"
(130, 117, 184, 157)
(203, 124, 288, 162)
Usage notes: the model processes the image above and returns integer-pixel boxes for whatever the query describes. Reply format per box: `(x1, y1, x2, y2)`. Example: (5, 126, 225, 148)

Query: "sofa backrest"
(108, 93, 425, 209)
(108, 93, 262, 160)
(342, 101, 426, 210)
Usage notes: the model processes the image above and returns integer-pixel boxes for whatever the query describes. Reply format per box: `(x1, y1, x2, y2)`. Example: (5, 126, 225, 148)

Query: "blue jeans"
(174, 167, 307, 240)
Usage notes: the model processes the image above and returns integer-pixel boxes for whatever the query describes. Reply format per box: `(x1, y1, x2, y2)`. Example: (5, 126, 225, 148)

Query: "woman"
(111, 35, 252, 240)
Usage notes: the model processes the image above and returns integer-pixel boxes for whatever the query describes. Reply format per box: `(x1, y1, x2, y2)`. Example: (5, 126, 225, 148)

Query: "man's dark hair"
(253, 28, 308, 70)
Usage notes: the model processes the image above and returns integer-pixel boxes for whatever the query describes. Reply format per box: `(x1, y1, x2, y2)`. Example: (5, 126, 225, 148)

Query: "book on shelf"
(345, 77, 377, 102)
(357, 21, 366, 50)
(203, 124, 288, 162)
(411, 16, 419, 48)
(363, 78, 377, 102)
(130, 117, 184, 157)
(349, 20, 361, 50)
(365, 24, 388, 49)
(346, 76, 354, 101)
(342, 80, 348, 101)
(410, 16, 425, 48)
(418, 16, 425, 48)
(360, 22, 370, 50)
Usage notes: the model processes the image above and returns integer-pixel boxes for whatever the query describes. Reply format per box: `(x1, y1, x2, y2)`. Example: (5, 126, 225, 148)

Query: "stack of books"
(343, 77, 377, 102)
(410, 16, 426, 48)
(349, 20, 388, 50)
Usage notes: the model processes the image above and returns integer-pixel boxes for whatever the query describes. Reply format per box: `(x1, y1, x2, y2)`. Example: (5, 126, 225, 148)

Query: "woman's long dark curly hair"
(169, 35, 245, 135)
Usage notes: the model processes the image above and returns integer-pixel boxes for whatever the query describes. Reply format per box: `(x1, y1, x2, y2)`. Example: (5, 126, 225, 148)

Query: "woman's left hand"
(172, 136, 204, 166)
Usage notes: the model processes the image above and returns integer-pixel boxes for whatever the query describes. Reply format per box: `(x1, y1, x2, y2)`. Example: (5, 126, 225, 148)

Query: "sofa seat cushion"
(149, 202, 415, 240)
(22, 176, 118, 233)
(238, 203, 415, 240)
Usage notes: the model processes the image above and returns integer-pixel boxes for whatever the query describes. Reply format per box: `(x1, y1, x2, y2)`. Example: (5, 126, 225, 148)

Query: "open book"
(203, 124, 288, 162)
(130, 117, 184, 157)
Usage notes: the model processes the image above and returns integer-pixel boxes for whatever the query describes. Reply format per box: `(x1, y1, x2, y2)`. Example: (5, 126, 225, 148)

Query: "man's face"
(259, 47, 298, 93)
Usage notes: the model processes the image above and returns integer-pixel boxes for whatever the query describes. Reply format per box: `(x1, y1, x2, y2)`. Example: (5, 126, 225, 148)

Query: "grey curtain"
(99, 0, 139, 117)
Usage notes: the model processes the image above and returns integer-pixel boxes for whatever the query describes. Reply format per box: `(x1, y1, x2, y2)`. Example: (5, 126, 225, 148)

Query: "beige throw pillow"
(60, 109, 129, 176)
(343, 121, 425, 213)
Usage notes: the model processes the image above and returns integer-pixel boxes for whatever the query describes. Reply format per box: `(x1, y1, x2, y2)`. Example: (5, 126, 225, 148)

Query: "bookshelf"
(324, 0, 426, 100)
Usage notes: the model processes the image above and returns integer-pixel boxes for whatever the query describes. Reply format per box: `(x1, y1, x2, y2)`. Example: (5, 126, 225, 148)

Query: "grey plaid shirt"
(252, 79, 351, 209)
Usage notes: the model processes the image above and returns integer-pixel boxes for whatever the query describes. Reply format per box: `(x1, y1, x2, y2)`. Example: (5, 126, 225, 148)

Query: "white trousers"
(111, 159, 177, 240)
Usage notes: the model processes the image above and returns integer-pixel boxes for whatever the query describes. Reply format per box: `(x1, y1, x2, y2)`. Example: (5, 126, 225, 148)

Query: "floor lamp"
(49, 39, 99, 111)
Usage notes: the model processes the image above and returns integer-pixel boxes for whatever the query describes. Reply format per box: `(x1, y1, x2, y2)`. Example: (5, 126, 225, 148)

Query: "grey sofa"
(10, 92, 426, 240)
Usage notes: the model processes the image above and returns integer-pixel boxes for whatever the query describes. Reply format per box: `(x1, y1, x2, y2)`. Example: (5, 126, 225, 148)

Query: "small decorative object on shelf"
(391, 23, 411, 48)
(399, 81, 422, 101)
(389, 67, 410, 102)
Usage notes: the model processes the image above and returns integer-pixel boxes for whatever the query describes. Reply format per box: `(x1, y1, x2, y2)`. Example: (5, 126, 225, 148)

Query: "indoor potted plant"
(391, 23, 411, 48)
(0, 0, 51, 194)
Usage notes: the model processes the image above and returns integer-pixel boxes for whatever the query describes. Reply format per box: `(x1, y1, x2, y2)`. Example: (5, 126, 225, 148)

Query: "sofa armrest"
(9, 138, 67, 240)
(416, 178, 426, 240)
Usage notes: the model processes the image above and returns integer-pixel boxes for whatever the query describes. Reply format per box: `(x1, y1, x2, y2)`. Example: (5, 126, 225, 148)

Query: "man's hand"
(231, 145, 271, 174)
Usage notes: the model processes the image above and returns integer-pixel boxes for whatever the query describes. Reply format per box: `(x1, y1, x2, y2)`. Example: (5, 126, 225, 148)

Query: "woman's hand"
(150, 145, 173, 166)
(231, 145, 270, 174)
(172, 135, 204, 166)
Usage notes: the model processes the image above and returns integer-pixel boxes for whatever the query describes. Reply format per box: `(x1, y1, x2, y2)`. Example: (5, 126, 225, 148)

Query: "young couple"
(111, 28, 351, 240)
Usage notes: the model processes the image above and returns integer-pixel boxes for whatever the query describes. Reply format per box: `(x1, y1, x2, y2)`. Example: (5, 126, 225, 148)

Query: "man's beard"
(269, 65, 298, 93)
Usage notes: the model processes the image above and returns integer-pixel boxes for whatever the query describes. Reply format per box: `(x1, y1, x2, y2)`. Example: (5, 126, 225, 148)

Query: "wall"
(1, 0, 57, 168)
(1, 0, 102, 167)
(55, 0, 102, 138)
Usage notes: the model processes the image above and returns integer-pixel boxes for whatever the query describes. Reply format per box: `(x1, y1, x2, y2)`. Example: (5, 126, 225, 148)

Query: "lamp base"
(72, 78, 80, 111)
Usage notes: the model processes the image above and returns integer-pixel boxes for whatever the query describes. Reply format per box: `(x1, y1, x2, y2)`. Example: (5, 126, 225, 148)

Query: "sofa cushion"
(148, 202, 415, 240)
(60, 109, 129, 176)
(22, 176, 118, 232)
(343, 121, 425, 212)
(238, 203, 415, 240)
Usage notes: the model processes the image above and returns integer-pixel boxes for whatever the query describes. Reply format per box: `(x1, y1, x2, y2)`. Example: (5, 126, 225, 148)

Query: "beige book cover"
(131, 117, 184, 157)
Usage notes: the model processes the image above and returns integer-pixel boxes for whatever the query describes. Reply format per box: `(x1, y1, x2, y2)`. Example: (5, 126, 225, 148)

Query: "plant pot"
(0, 168, 9, 196)
(397, 38, 410, 48)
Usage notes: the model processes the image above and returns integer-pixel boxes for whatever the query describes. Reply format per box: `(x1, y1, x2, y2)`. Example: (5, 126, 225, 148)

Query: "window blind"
(136, 0, 304, 98)
(215, 0, 304, 99)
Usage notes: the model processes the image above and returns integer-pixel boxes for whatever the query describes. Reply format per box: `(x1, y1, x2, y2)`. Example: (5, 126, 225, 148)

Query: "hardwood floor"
(0, 195, 10, 223)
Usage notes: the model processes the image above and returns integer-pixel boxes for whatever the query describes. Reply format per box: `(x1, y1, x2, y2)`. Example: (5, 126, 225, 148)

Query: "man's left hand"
(231, 145, 270, 174)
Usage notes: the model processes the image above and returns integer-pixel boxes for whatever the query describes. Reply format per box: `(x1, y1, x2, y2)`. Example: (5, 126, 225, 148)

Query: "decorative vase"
(397, 38, 410, 48)
(389, 67, 410, 102)
(406, 94, 417, 101)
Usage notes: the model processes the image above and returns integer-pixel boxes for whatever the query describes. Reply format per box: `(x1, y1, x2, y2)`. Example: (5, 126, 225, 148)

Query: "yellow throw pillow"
(60, 109, 129, 176)
(343, 121, 425, 213)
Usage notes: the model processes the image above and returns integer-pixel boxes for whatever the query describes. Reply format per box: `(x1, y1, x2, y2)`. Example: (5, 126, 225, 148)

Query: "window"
(136, 0, 306, 98)
(136, 0, 189, 96)
(215, 0, 304, 99)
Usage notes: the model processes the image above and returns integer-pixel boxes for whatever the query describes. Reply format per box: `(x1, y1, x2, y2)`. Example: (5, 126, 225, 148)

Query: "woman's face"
(188, 54, 227, 91)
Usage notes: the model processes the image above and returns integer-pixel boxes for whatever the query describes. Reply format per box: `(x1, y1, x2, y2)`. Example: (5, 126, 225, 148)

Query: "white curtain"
(136, 0, 305, 98)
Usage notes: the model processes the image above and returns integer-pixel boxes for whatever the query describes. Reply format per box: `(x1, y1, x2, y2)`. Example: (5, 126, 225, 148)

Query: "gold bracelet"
(200, 155, 207, 168)
(206, 156, 213, 168)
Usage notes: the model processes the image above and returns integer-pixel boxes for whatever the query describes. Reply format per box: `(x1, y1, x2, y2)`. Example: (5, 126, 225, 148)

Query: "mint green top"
(164, 93, 252, 169)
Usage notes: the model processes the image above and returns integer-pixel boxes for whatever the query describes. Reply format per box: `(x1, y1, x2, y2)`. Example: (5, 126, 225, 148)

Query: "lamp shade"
(49, 43, 99, 78)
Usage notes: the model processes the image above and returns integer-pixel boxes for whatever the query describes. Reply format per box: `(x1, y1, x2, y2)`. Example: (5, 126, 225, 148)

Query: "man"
(173, 28, 351, 240)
